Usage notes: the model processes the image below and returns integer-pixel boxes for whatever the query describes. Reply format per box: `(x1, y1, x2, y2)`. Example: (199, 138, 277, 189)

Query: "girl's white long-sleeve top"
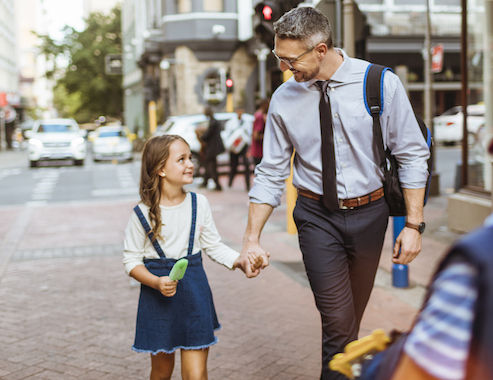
(123, 192, 240, 275)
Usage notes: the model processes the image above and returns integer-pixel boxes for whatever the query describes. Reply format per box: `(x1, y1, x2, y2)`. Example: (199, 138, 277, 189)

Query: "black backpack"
(364, 64, 433, 216)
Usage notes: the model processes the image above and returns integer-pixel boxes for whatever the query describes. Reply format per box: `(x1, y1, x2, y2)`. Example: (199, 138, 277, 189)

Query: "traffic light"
(225, 76, 234, 93)
(253, 1, 280, 49)
(253, 1, 304, 49)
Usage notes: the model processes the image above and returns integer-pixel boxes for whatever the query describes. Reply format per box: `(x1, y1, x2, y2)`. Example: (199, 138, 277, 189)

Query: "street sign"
(105, 54, 122, 75)
(0, 92, 7, 107)
(431, 44, 444, 73)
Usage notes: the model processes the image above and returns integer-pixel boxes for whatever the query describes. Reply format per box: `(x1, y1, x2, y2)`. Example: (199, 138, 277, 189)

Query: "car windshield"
(37, 123, 77, 133)
(441, 106, 462, 116)
(99, 130, 125, 138)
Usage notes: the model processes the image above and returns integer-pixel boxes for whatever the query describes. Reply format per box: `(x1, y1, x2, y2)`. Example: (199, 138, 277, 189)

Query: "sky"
(42, 0, 84, 39)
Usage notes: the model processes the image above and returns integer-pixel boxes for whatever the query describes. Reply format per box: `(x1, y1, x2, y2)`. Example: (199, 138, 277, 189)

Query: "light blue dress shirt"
(249, 49, 430, 207)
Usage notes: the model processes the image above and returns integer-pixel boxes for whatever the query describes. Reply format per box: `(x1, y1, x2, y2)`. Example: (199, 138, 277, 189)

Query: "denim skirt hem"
(132, 336, 219, 355)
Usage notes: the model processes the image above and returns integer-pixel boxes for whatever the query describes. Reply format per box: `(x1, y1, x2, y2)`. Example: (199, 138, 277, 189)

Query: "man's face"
(273, 37, 321, 82)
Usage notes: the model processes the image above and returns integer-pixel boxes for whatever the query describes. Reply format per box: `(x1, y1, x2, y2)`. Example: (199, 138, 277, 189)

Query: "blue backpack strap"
(364, 63, 392, 170)
(133, 205, 166, 258)
(187, 192, 197, 256)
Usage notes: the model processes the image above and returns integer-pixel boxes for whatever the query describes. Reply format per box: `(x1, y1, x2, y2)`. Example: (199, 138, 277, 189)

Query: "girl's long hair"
(139, 134, 189, 241)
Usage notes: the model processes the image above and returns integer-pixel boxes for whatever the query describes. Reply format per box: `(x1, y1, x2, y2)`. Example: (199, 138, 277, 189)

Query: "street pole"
(256, 48, 270, 99)
(424, 0, 440, 195)
(343, 0, 355, 57)
(0, 109, 5, 151)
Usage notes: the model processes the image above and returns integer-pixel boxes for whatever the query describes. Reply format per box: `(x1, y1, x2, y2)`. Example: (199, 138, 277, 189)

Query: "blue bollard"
(392, 216, 409, 288)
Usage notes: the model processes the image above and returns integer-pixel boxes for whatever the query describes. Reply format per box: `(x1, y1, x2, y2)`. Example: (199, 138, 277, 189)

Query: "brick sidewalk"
(0, 163, 463, 379)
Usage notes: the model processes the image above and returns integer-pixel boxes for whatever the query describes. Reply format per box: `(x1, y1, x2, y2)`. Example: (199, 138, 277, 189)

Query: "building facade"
(0, 0, 19, 107)
(122, 0, 259, 136)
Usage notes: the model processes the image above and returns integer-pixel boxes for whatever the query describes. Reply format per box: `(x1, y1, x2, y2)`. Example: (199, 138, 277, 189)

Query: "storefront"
(447, 0, 493, 231)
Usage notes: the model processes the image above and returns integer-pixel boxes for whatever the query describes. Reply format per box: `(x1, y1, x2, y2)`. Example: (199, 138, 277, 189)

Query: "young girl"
(123, 135, 259, 380)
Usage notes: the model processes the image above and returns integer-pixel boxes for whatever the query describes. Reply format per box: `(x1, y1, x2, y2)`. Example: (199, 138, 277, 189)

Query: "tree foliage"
(36, 6, 122, 123)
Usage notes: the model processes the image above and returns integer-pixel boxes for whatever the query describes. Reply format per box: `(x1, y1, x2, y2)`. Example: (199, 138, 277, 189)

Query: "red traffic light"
(226, 78, 234, 88)
(262, 5, 273, 20)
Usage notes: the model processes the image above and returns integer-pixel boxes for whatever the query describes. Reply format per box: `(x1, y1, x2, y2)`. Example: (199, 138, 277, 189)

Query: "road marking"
(0, 168, 22, 180)
(31, 170, 59, 201)
(91, 187, 138, 197)
(91, 166, 138, 197)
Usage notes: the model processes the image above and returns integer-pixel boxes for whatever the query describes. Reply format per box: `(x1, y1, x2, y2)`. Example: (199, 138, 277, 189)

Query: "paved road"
(0, 148, 464, 379)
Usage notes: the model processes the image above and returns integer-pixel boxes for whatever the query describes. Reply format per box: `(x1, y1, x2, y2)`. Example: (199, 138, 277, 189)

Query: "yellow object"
(286, 153, 297, 234)
(283, 69, 297, 234)
(329, 329, 391, 379)
(226, 92, 234, 113)
(148, 100, 157, 135)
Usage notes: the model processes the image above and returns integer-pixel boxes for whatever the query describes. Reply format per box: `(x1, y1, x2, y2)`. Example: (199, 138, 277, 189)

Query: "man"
(199, 106, 225, 191)
(238, 7, 430, 380)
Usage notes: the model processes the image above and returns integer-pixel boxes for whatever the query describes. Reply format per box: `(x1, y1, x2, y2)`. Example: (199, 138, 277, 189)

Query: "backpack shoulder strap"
(364, 63, 391, 168)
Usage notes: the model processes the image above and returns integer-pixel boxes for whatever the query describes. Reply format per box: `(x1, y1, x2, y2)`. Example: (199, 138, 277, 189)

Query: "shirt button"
(331, 87, 335, 91)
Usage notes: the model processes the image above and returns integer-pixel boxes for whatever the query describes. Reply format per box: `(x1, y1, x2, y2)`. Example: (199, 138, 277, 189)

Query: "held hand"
(235, 242, 270, 278)
(156, 276, 178, 297)
(393, 228, 422, 264)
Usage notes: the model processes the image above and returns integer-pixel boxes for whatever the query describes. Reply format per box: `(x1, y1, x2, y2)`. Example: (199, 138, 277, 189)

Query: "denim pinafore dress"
(132, 192, 220, 354)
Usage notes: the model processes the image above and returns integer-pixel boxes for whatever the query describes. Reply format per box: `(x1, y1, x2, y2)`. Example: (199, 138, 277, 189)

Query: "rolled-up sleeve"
(384, 73, 430, 189)
(199, 196, 240, 269)
(122, 211, 147, 275)
(249, 108, 293, 207)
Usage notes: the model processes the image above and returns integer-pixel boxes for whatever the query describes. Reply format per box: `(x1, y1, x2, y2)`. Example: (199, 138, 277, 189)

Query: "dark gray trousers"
(293, 195, 389, 380)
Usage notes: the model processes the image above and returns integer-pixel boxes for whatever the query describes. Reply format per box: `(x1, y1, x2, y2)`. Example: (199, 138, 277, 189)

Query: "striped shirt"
(404, 262, 478, 380)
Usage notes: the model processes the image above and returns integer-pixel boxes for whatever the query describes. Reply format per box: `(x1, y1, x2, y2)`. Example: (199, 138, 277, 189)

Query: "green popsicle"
(169, 258, 188, 281)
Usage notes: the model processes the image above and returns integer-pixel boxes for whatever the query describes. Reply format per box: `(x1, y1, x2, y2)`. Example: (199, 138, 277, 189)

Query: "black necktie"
(315, 81, 339, 211)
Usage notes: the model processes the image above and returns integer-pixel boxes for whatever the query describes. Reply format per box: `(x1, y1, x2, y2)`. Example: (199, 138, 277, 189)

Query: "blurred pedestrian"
(238, 7, 430, 379)
(250, 98, 269, 166)
(223, 107, 251, 190)
(122, 135, 258, 380)
(199, 106, 225, 191)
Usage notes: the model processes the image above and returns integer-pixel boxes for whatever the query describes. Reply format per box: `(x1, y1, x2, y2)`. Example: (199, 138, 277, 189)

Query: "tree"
(36, 5, 122, 123)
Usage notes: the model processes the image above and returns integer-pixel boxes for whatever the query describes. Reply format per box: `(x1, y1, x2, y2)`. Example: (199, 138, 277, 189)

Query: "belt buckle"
(339, 199, 350, 210)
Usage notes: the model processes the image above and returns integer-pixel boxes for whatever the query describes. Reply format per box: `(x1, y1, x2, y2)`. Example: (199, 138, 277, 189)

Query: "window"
(203, 0, 223, 12)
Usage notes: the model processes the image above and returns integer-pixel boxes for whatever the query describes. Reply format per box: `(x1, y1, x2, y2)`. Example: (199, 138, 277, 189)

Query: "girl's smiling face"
(159, 139, 194, 186)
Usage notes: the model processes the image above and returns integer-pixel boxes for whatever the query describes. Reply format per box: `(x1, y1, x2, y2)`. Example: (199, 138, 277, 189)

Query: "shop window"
(203, 0, 223, 12)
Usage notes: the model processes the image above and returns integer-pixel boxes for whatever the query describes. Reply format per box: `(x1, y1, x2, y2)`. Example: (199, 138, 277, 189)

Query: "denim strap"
(187, 192, 197, 256)
(133, 192, 197, 259)
(133, 205, 166, 258)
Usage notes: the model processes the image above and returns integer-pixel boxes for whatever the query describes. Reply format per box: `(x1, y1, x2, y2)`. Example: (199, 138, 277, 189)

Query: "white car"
(154, 112, 254, 172)
(433, 104, 485, 145)
(91, 126, 133, 162)
(27, 118, 87, 167)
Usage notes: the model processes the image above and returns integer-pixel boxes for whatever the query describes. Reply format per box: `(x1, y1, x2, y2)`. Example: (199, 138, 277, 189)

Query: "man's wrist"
(405, 221, 426, 234)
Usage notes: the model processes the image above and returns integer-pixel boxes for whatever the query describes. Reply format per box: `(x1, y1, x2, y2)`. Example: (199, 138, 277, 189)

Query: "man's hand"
(393, 228, 422, 264)
(234, 241, 270, 278)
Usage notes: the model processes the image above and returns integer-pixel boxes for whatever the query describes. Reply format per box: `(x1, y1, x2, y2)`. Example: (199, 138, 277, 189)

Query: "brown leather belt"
(297, 187, 384, 209)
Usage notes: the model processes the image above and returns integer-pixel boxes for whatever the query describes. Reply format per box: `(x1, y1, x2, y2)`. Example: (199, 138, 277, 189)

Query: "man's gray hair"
(273, 7, 332, 49)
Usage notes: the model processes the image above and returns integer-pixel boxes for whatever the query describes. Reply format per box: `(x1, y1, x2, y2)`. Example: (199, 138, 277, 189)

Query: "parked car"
(90, 125, 134, 162)
(27, 118, 87, 167)
(433, 104, 485, 145)
(153, 112, 254, 174)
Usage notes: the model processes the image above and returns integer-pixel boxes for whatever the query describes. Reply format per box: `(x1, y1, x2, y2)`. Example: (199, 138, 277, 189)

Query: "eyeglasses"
(271, 45, 317, 68)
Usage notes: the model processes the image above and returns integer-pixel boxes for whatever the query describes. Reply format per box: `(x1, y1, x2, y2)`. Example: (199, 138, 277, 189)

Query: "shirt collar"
(307, 48, 351, 89)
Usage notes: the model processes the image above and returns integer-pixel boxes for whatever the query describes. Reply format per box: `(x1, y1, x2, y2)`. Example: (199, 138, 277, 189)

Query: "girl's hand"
(156, 276, 178, 297)
(248, 252, 264, 272)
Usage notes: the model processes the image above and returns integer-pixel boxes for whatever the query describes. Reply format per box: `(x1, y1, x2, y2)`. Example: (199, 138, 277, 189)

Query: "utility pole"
(424, 0, 439, 195)
(256, 47, 270, 99)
